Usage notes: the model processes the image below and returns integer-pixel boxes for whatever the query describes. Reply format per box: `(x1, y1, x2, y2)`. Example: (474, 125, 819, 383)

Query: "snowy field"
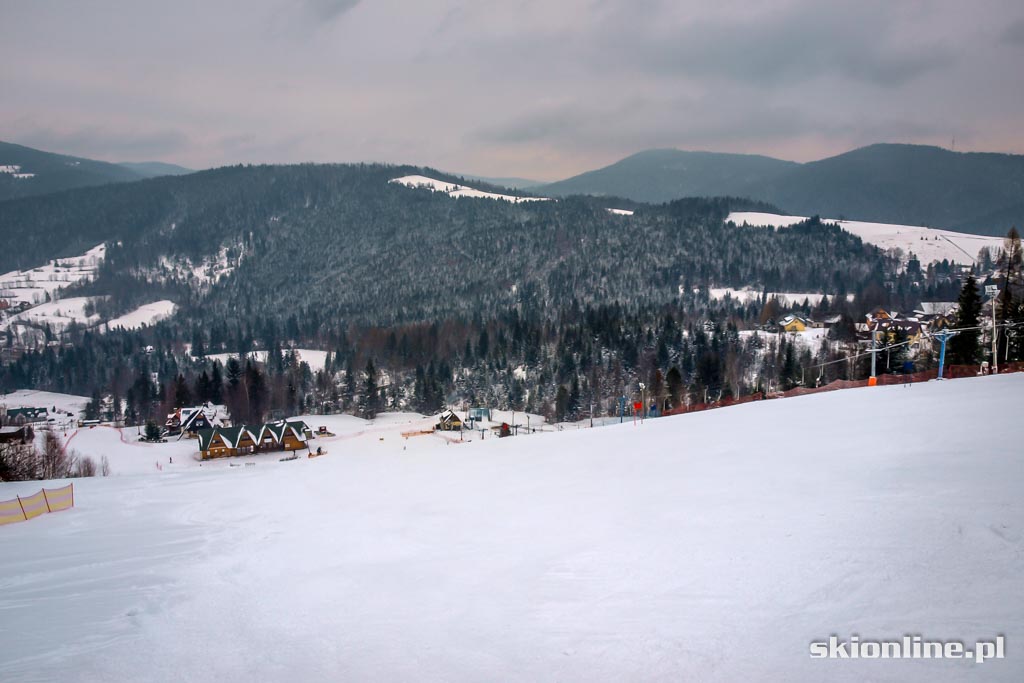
(1, 375, 1022, 681)
(726, 212, 1004, 265)
(0, 244, 105, 308)
(390, 175, 552, 203)
(103, 300, 177, 331)
(708, 287, 854, 306)
(202, 349, 331, 373)
(1, 296, 103, 332)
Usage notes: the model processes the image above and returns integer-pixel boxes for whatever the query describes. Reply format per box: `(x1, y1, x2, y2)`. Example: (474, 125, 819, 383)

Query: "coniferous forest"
(0, 163, 989, 424)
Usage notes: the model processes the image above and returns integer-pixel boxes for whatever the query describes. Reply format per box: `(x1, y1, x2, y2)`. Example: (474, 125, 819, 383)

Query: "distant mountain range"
(539, 144, 1024, 236)
(0, 141, 192, 201)
(4, 139, 1023, 237)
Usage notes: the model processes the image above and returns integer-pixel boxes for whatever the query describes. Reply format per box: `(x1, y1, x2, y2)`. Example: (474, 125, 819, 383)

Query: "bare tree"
(0, 441, 40, 481)
(39, 428, 72, 480)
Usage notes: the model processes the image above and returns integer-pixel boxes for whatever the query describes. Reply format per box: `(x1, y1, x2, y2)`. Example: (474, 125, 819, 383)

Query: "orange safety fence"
(0, 483, 74, 526)
(660, 363, 1024, 418)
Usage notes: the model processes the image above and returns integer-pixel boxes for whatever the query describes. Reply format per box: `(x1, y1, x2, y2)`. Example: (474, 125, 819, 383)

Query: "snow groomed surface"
(1, 375, 1022, 681)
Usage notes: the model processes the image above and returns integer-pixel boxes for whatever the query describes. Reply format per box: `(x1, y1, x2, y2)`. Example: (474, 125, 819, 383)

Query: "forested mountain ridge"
(540, 144, 1024, 235)
(0, 141, 147, 201)
(1, 162, 888, 329)
(541, 149, 798, 203)
(3, 161, 970, 425)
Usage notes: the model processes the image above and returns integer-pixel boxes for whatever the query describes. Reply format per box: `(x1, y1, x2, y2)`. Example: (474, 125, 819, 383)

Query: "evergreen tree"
(173, 374, 192, 408)
(950, 275, 982, 365)
(360, 358, 379, 419)
(210, 362, 224, 404)
(144, 420, 162, 442)
(554, 385, 569, 422)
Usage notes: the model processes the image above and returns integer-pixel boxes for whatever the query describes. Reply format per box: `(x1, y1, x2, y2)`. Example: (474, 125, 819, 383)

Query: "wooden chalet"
(778, 314, 809, 333)
(196, 420, 310, 460)
(436, 410, 464, 431)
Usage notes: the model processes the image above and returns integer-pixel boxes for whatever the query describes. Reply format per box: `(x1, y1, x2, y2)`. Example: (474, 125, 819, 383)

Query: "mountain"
(117, 161, 194, 178)
(0, 141, 150, 201)
(0, 163, 882, 328)
(540, 144, 1024, 236)
(453, 174, 544, 190)
(757, 144, 1024, 235)
(540, 149, 798, 203)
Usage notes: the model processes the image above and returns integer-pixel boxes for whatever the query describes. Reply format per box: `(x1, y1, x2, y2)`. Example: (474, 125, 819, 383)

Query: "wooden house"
(778, 314, 809, 333)
(196, 420, 309, 460)
(436, 410, 464, 431)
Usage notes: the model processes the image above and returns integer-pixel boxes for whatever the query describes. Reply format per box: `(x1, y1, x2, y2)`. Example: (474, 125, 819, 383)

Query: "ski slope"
(726, 212, 1004, 265)
(1, 375, 1022, 681)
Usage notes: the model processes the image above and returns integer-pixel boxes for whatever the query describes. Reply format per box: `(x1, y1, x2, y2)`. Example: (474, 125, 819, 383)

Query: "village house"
(1, 406, 48, 425)
(165, 403, 228, 439)
(436, 410, 464, 431)
(196, 419, 310, 460)
(778, 314, 810, 333)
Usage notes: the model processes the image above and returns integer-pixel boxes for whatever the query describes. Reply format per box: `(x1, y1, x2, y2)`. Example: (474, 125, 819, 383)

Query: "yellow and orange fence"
(0, 483, 75, 526)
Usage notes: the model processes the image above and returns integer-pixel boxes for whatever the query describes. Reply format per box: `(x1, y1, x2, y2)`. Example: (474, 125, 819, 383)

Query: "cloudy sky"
(2, 0, 1023, 180)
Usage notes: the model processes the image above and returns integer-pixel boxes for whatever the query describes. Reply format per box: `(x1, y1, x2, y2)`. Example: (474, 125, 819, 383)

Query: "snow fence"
(0, 484, 74, 526)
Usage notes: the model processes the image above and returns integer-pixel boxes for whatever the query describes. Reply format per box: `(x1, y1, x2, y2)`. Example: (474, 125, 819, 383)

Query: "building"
(436, 410, 464, 431)
(166, 403, 228, 439)
(778, 314, 809, 333)
(1, 406, 48, 425)
(468, 407, 491, 422)
(0, 425, 33, 444)
(196, 420, 310, 460)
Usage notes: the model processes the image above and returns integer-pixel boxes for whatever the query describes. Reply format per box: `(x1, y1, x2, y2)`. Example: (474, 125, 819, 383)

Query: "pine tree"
(950, 275, 982, 365)
(210, 362, 224, 404)
(144, 420, 162, 442)
(666, 366, 683, 408)
(554, 385, 569, 422)
(173, 374, 192, 408)
(360, 358, 379, 419)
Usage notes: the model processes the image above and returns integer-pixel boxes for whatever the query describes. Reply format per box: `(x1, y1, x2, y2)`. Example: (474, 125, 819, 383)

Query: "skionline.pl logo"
(810, 635, 1005, 664)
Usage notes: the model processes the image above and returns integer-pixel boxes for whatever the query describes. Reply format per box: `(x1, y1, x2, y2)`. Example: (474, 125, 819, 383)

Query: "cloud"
(14, 125, 190, 162)
(1003, 18, 1024, 45)
(303, 0, 361, 22)
(583, 2, 957, 88)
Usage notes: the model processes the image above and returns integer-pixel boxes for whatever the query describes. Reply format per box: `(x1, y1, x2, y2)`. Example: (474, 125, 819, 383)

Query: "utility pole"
(934, 329, 957, 379)
(869, 325, 878, 386)
(988, 285, 999, 375)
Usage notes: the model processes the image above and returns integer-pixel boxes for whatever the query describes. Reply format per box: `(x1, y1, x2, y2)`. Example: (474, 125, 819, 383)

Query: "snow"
(708, 287, 854, 306)
(0, 389, 88, 422)
(390, 174, 552, 203)
(202, 349, 331, 373)
(1, 296, 103, 332)
(2, 375, 1023, 681)
(0, 244, 105, 308)
(726, 212, 1004, 265)
(606, 208, 634, 216)
(103, 300, 177, 330)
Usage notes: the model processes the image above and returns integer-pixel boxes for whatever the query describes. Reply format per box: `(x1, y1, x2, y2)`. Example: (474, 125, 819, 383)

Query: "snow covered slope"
(103, 300, 177, 331)
(2, 375, 1022, 681)
(727, 211, 1004, 265)
(0, 244, 105, 308)
(390, 175, 551, 203)
(0, 296, 103, 332)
